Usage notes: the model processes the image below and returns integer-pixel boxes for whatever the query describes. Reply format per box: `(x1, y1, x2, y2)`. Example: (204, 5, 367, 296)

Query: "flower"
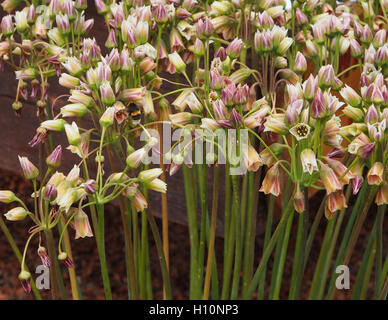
(126, 148, 147, 168)
(59, 73, 80, 89)
(18, 156, 38, 180)
(99, 106, 115, 128)
(300, 149, 318, 175)
(46, 145, 62, 169)
(259, 164, 280, 196)
(168, 51, 186, 73)
(243, 145, 263, 172)
(294, 185, 305, 214)
(320, 163, 342, 194)
(289, 123, 311, 141)
(18, 270, 31, 293)
(145, 178, 167, 193)
(5, 207, 28, 221)
(73, 208, 93, 239)
(138, 168, 163, 183)
(64, 122, 81, 146)
(367, 162, 384, 185)
(327, 191, 348, 213)
(0, 190, 16, 203)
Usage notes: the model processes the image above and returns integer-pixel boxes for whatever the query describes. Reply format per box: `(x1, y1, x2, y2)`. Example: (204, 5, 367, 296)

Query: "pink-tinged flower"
(348, 133, 370, 155)
(317, 65, 336, 89)
(196, 17, 214, 39)
(99, 106, 115, 128)
(4, 207, 28, 221)
(295, 7, 307, 25)
(327, 147, 345, 159)
(368, 120, 386, 141)
(230, 108, 242, 126)
(327, 190, 348, 213)
(349, 39, 363, 58)
(365, 105, 378, 124)
(168, 51, 186, 73)
(94, 0, 108, 14)
(243, 145, 263, 172)
(233, 84, 249, 105)
(200, 118, 220, 131)
(352, 176, 363, 195)
(213, 99, 227, 120)
(359, 142, 376, 159)
(15, 68, 37, 81)
(226, 38, 242, 58)
(120, 87, 145, 102)
(83, 179, 97, 195)
(367, 162, 384, 185)
(73, 209, 93, 239)
(1, 15, 13, 36)
(326, 158, 354, 185)
(259, 164, 280, 197)
(375, 183, 388, 205)
(0, 190, 16, 203)
(302, 74, 317, 101)
(169, 112, 193, 126)
(210, 68, 225, 90)
(264, 113, 288, 134)
(340, 85, 361, 107)
(320, 163, 342, 194)
(126, 186, 148, 212)
(294, 184, 305, 214)
(44, 184, 57, 201)
(300, 148, 318, 175)
(310, 89, 325, 118)
(18, 156, 38, 180)
(46, 145, 62, 169)
(294, 52, 307, 74)
(99, 81, 115, 106)
(126, 148, 147, 168)
(59, 73, 80, 89)
(37, 246, 50, 268)
(18, 271, 31, 294)
(256, 11, 274, 29)
(221, 82, 236, 106)
(58, 252, 74, 268)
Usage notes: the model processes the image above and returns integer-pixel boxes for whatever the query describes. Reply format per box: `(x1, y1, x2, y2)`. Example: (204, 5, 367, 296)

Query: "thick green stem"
(203, 166, 219, 300)
(96, 203, 112, 300)
(244, 195, 295, 299)
(144, 209, 172, 299)
(374, 204, 386, 298)
(183, 165, 199, 299)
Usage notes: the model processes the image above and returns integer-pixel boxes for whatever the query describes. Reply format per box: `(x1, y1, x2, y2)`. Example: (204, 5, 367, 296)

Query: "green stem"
(183, 165, 198, 299)
(0, 216, 42, 300)
(203, 166, 220, 300)
(244, 194, 295, 299)
(257, 195, 275, 299)
(144, 209, 172, 299)
(96, 203, 112, 300)
(374, 204, 386, 298)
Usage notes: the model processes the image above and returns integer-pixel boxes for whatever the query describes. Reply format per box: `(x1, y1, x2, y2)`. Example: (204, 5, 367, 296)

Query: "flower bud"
(46, 145, 62, 169)
(138, 168, 163, 183)
(64, 122, 81, 146)
(84, 179, 97, 194)
(294, 185, 305, 214)
(168, 51, 186, 73)
(18, 156, 38, 180)
(226, 38, 243, 59)
(0, 190, 16, 203)
(99, 106, 115, 128)
(5, 207, 28, 221)
(126, 148, 147, 168)
(293, 51, 307, 74)
(196, 17, 214, 39)
(59, 73, 80, 89)
(145, 178, 167, 193)
(100, 81, 115, 106)
(44, 184, 57, 201)
(40, 119, 65, 132)
(18, 270, 31, 293)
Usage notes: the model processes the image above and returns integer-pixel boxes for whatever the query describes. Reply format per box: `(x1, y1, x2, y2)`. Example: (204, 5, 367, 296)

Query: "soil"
(0, 168, 386, 300)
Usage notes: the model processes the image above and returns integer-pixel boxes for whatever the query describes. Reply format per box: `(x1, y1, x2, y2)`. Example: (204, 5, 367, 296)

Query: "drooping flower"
(259, 164, 280, 197)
